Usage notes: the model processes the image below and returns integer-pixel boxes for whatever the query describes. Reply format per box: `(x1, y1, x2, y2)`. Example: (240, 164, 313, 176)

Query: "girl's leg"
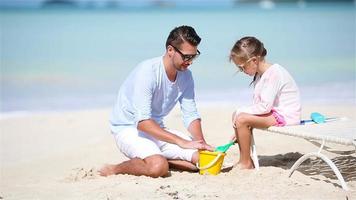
(234, 124, 253, 169)
(233, 112, 277, 169)
(233, 127, 240, 151)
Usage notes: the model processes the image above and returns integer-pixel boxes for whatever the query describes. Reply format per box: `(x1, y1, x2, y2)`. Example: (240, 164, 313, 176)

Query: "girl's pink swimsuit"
(235, 64, 301, 126)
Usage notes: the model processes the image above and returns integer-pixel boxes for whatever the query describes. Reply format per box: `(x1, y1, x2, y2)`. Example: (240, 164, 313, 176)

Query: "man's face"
(169, 41, 200, 71)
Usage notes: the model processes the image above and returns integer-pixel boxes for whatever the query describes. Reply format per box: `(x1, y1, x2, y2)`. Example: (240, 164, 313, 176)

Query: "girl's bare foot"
(235, 162, 254, 170)
(233, 159, 254, 170)
(98, 164, 118, 176)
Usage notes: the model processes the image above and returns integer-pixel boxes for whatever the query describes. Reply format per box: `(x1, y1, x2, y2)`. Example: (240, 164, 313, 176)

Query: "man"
(99, 25, 213, 178)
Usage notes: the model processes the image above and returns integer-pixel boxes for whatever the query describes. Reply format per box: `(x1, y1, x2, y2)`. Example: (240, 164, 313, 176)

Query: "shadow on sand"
(258, 152, 356, 187)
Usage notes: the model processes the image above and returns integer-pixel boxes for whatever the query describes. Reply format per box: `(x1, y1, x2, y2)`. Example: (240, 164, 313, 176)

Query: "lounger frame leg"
(288, 140, 349, 191)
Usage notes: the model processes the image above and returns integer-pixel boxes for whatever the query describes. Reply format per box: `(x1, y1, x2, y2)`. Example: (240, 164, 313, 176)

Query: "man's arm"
(178, 74, 214, 151)
(137, 119, 205, 150)
(187, 119, 214, 151)
(187, 119, 204, 141)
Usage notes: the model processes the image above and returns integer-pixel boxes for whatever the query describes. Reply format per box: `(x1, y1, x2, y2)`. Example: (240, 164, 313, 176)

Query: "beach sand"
(1, 104, 355, 199)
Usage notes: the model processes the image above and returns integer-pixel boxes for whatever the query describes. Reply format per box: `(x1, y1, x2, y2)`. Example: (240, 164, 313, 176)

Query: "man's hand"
(201, 142, 214, 151)
(177, 139, 215, 151)
(177, 139, 204, 150)
(186, 119, 215, 151)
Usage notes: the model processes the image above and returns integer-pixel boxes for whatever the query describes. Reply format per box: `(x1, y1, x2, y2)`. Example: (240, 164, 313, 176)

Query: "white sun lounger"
(251, 119, 356, 191)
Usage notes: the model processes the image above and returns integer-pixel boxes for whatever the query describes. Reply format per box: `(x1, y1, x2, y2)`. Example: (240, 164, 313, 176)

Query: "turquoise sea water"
(1, 3, 355, 112)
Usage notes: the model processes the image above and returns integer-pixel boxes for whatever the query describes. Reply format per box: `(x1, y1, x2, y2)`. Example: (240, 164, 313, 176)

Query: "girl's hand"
(230, 135, 237, 143)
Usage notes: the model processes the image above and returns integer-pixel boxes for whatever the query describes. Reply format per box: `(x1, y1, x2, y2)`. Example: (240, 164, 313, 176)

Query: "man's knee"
(191, 151, 199, 164)
(145, 155, 169, 178)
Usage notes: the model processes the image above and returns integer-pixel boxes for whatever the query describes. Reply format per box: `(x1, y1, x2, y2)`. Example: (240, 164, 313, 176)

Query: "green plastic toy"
(215, 140, 236, 153)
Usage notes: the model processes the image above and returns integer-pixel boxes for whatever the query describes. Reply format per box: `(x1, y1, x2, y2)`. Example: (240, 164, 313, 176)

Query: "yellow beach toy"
(196, 150, 226, 175)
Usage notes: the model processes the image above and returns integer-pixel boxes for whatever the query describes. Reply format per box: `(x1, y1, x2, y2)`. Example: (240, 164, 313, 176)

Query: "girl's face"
(234, 56, 258, 76)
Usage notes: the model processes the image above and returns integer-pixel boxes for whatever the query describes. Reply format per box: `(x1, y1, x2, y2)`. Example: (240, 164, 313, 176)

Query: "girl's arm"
(237, 72, 282, 116)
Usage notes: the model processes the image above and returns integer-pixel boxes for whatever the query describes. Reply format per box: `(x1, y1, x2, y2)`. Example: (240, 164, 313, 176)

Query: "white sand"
(1, 104, 355, 199)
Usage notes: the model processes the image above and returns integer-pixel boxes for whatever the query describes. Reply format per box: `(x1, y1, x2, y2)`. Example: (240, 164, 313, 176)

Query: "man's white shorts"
(113, 127, 197, 161)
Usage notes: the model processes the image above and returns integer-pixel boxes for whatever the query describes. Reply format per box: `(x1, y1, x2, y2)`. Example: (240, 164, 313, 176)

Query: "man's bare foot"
(98, 164, 118, 176)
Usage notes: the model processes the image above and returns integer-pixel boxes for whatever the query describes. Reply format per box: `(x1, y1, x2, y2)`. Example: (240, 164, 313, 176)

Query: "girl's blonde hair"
(230, 36, 267, 85)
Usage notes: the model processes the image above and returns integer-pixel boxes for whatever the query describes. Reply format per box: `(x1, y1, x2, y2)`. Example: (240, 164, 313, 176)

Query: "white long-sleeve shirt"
(110, 56, 200, 134)
(236, 64, 301, 125)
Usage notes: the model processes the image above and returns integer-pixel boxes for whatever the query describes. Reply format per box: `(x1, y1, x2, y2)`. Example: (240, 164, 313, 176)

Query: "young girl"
(230, 36, 301, 169)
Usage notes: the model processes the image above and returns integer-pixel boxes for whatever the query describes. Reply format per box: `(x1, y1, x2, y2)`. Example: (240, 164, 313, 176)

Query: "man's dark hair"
(165, 25, 201, 48)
